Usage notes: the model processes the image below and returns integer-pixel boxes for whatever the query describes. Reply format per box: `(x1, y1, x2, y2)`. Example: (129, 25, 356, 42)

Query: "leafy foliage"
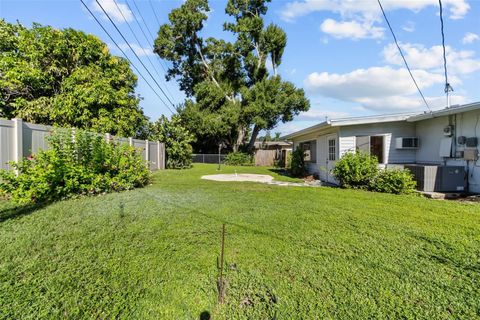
(0, 129, 150, 204)
(333, 151, 379, 189)
(150, 115, 195, 169)
(0, 20, 147, 137)
(155, 0, 309, 152)
(225, 152, 253, 166)
(289, 147, 306, 177)
(371, 169, 417, 195)
(333, 151, 417, 194)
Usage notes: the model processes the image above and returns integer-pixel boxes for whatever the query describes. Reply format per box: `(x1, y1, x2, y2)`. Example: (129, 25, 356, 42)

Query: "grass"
(0, 164, 479, 319)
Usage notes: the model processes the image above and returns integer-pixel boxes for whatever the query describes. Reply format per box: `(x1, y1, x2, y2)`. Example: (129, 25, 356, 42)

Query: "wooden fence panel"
(254, 150, 277, 167)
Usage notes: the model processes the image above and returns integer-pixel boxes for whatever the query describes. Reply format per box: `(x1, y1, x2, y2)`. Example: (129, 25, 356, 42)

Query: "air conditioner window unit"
(396, 137, 419, 149)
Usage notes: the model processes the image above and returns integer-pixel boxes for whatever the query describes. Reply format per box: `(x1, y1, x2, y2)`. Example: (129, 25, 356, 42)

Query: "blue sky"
(1, 0, 479, 135)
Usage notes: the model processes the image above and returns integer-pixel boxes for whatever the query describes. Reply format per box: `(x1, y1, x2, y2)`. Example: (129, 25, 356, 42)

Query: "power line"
(129, 0, 171, 75)
(111, 0, 176, 103)
(148, 0, 161, 26)
(94, 0, 176, 112)
(79, 0, 171, 113)
(377, 0, 432, 112)
(438, 0, 453, 107)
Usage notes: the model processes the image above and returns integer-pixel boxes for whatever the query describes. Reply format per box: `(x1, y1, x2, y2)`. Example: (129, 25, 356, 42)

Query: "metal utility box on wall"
(404, 165, 466, 192)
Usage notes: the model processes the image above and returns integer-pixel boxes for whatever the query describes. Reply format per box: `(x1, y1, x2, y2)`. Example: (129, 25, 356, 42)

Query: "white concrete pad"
(201, 174, 274, 183)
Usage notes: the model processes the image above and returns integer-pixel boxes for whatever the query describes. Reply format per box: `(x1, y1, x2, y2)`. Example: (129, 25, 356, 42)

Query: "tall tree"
(154, 0, 309, 152)
(0, 20, 147, 137)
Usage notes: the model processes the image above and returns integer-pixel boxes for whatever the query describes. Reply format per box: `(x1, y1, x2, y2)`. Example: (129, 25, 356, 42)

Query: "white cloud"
(303, 66, 459, 112)
(119, 43, 155, 57)
(462, 32, 480, 44)
(355, 95, 466, 112)
(280, 0, 470, 22)
(297, 109, 349, 121)
(402, 21, 415, 33)
(92, 0, 133, 23)
(320, 18, 384, 40)
(383, 42, 480, 75)
(305, 66, 445, 98)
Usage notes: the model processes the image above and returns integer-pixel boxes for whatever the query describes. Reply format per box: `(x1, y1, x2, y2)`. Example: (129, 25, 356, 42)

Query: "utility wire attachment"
(377, 0, 432, 113)
(438, 0, 454, 108)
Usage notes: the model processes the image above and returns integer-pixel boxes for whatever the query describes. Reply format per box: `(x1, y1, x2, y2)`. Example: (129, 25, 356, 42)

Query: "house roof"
(283, 101, 480, 140)
(254, 141, 292, 148)
(283, 112, 415, 140)
(407, 101, 480, 122)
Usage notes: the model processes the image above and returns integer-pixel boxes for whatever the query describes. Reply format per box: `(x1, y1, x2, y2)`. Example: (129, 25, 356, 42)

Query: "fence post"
(128, 137, 133, 147)
(105, 132, 111, 143)
(156, 141, 161, 170)
(12, 118, 23, 175)
(145, 139, 149, 168)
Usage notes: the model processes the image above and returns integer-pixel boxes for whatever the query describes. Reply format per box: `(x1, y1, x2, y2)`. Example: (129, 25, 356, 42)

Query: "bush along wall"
(225, 152, 254, 166)
(0, 129, 150, 204)
(333, 151, 416, 195)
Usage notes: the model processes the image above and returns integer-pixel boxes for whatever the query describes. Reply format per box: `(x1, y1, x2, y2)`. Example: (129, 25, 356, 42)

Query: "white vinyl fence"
(0, 118, 165, 172)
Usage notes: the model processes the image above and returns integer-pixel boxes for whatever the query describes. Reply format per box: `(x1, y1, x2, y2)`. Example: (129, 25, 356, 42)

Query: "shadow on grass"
(199, 311, 211, 320)
(0, 202, 48, 223)
(267, 168, 292, 178)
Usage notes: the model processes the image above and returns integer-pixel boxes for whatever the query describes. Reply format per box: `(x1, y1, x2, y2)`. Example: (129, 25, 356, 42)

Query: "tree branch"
(196, 43, 236, 103)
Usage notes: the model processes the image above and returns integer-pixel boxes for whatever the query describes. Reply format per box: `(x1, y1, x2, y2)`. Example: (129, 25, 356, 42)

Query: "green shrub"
(371, 168, 417, 195)
(0, 129, 150, 204)
(289, 148, 306, 177)
(333, 151, 378, 189)
(150, 115, 195, 169)
(225, 152, 253, 166)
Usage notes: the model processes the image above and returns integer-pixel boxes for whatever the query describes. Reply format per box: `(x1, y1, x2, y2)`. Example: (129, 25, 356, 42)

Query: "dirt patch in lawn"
(201, 174, 274, 183)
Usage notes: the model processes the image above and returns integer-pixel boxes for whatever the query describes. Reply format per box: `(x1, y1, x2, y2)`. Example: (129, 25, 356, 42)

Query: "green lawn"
(1, 164, 479, 319)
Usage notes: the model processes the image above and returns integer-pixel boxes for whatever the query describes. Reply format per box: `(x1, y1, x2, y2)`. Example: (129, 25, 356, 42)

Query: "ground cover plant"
(0, 164, 479, 319)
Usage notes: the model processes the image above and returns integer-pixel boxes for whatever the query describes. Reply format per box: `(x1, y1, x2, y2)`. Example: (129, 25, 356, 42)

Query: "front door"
(318, 134, 337, 183)
(326, 134, 337, 184)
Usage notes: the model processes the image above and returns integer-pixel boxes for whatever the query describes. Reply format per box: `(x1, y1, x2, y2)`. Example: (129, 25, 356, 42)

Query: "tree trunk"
(233, 126, 246, 152)
(247, 125, 261, 152)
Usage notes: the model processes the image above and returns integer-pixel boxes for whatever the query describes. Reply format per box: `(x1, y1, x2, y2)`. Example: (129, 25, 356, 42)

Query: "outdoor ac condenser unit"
(404, 165, 466, 192)
(395, 137, 419, 149)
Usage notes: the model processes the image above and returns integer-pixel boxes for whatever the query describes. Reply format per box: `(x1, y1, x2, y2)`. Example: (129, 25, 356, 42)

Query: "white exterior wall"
(415, 109, 480, 193)
(339, 121, 417, 164)
(291, 128, 338, 176)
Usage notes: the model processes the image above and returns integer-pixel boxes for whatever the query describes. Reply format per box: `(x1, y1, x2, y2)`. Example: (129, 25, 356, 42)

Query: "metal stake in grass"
(218, 223, 226, 303)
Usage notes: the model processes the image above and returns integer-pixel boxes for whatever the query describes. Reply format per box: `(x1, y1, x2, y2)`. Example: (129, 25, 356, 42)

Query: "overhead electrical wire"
(79, 0, 171, 113)
(438, 0, 453, 108)
(377, 0, 432, 113)
(148, 0, 162, 26)
(111, 0, 176, 103)
(94, 0, 176, 112)
(128, 0, 171, 75)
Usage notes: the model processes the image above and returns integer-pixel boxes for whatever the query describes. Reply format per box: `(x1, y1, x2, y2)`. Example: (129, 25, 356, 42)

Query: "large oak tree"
(154, 0, 309, 152)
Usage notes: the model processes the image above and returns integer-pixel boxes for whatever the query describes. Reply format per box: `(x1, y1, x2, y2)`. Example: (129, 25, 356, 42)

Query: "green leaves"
(0, 20, 145, 137)
(150, 115, 195, 169)
(154, 0, 310, 152)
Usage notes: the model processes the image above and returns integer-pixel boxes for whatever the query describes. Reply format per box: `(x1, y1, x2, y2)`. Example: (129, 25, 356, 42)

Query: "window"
(328, 138, 336, 161)
(356, 135, 385, 163)
(299, 141, 316, 162)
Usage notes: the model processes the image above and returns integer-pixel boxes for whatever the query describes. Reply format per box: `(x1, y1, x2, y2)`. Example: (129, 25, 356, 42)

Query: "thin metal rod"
(218, 223, 226, 303)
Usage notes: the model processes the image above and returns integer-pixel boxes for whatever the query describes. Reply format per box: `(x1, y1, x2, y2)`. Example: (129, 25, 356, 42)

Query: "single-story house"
(284, 101, 480, 194)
